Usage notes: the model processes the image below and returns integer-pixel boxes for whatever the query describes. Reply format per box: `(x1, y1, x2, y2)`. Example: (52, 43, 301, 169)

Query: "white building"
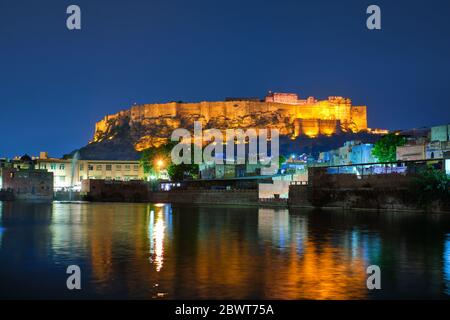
(35, 152, 145, 191)
(258, 173, 308, 200)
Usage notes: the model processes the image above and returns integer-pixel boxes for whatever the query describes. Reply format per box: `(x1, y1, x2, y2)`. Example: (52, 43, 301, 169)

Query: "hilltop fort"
(91, 92, 368, 153)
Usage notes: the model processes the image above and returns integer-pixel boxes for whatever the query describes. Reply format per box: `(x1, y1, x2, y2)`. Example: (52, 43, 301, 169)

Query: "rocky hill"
(70, 96, 371, 160)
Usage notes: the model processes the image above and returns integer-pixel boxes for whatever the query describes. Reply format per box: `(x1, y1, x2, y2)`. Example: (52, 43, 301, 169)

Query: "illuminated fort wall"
(94, 93, 368, 147)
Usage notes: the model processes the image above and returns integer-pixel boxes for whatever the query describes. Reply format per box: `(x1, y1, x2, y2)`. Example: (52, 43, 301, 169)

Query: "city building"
(426, 141, 450, 160)
(431, 124, 450, 142)
(0, 168, 53, 200)
(11, 154, 34, 170)
(349, 143, 376, 164)
(199, 162, 267, 179)
(426, 124, 450, 160)
(281, 157, 308, 174)
(198, 150, 274, 179)
(77, 159, 144, 183)
(35, 152, 73, 190)
(35, 152, 145, 191)
(396, 125, 450, 162)
(319, 141, 376, 166)
(0, 158, 10, 169)
(396, 144, 426, 161)
(258, 173, 308, 200)
(396, 136, 427, 161)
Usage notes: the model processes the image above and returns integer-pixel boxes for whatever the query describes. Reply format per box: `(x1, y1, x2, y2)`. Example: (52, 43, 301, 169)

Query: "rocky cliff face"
(75, 98, 368, 160)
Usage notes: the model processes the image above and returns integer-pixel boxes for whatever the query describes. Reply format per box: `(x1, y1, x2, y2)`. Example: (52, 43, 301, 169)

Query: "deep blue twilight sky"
(1, 0, 449, 157)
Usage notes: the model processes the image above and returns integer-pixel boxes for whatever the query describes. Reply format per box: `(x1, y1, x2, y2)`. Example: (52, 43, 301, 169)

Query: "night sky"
(1, 0, 449, 158)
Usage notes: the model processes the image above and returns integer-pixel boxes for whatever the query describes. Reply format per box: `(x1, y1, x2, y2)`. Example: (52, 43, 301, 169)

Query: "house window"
(124, 165, 130, 171)
(60, 164, 65, 170)
(133, 164, 139, 171)
(96, 165, 102, 170)
(88, 165, 94, 171)
(80, 164, 84, 171)
(106, 164, 112, 171)
(116, 165, 122, 170)
(50, 164, 56, 170)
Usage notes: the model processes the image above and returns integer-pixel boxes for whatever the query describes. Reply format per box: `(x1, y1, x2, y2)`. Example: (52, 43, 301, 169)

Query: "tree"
(139, 143, 174, 178)
(139, 141, 198, 181)
(371, 133, 406, 162)
(167, 163, 199, 181)
(279, 155, 287, 168)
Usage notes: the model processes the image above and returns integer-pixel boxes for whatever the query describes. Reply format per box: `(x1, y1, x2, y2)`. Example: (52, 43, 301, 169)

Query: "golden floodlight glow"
(156, 159, 164, 168)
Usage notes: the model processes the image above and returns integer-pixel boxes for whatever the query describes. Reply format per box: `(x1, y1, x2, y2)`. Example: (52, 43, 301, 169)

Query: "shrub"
(411, 166, 450, 209)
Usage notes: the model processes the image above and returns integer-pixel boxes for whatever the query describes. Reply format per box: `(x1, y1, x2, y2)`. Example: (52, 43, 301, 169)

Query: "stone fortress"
(92, 92, 368, 151)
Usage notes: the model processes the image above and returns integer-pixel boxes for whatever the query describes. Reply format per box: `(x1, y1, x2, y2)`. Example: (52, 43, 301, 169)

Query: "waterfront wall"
(54, 191, 82, 201)
(78, 179, 260, 205)
(309, 171, 413, 189)
(289, 168, 450, 212)
(149, 189, 258, 206)
(288, 185, 312, 207)
(81, 179, 150, 202)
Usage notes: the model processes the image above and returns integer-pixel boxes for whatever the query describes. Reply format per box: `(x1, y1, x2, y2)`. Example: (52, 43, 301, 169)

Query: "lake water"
(0, 201, 450, 299)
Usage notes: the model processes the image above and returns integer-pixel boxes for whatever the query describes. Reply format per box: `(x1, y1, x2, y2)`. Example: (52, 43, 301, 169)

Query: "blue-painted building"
(319, 141, 377, 166)
(349, 143, 377, 164)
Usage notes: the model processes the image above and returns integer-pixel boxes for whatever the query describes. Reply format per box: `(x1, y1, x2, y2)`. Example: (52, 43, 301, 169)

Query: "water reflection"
(0, 202, 450, 299)
(444, 234, 450, 295)
(258, 209, 368, 299)
(51, 202, 87, 265)
(148, 208, 165, 272)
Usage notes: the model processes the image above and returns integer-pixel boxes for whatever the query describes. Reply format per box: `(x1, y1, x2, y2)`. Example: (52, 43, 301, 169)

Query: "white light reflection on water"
(148, 205, 167, 272)
(50, 203, 87, 264)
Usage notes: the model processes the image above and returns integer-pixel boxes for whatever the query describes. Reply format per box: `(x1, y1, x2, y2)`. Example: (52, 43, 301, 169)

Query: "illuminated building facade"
(35, 152, 145, 190)
(319, 141, 376, 166)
